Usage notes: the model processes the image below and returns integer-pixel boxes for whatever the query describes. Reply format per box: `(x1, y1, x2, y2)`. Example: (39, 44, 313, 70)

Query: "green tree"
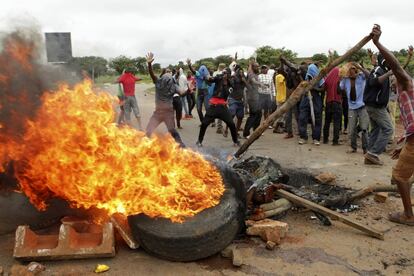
(214, 55, 233, 67)
(255, 46, 297, 67)
(133, 57, 147, 74)
(109, 55, 136, 74)
(67, 56, 108, 78)
(311, 53, 328, 65)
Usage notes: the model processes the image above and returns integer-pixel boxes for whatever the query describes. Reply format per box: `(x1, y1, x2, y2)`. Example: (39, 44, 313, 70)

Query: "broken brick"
(246, 219, 288, 244)
(265, 241, 276, 250)
(111, 214, 139, 249)
(374, 192, 388, 203)
(27, 262, 45, 275)
(315, 172, 336, 184)
(13, 217, 115, 261)
(231, 248, 243, 267)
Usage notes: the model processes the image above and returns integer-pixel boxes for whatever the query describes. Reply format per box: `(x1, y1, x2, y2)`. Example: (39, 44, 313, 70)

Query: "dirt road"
(0, 84, 413, 275)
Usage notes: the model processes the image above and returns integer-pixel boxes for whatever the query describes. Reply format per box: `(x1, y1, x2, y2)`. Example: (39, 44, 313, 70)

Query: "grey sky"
(1, 0, 413, 65)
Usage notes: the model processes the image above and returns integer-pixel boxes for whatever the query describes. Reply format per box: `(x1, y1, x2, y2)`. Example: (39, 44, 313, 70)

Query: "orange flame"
(6, 80, 224, 222)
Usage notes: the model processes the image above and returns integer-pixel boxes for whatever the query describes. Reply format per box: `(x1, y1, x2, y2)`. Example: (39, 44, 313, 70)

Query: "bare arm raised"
(371, 25, 412, 90)
(146, 52, 158, 84)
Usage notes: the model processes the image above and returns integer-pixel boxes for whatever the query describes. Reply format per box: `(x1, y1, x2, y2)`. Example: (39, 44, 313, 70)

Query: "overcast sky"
(1, 0, 413, 65)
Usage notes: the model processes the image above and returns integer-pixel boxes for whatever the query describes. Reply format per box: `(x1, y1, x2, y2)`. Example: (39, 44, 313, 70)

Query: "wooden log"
(260, 198, 291, 212)
(275, 189, 384, 240)
(349, 185, 398, 202)
(234, 34, 373, 158)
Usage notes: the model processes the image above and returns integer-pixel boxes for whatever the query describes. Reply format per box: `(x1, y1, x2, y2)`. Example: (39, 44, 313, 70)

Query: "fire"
(3, 80, 225, 222)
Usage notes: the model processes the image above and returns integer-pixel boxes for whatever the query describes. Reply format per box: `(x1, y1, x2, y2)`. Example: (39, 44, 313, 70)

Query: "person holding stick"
(371, 24, 414, 226)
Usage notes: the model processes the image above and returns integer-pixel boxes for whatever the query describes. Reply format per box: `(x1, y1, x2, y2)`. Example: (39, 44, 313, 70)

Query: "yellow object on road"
(95, 264, 110, 273)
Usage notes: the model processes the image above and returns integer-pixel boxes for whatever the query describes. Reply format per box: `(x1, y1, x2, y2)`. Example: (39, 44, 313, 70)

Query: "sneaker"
(313, 140, 320, 146)
(298, 138, 306, 145)
(347, 148, 357, 153)
(284, 134, 294, 139)
(178, 126, 183, 129)
(268, 126, 273, 129)
(233, 141, 241, 147)
(196, 141, 203, 147)
(364, 153, 384, 166)
(323, 139, 329, 144)
(332, 141, 341, 146)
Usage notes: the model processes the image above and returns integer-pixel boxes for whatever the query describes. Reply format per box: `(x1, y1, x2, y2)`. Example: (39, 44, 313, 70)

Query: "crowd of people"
(116, 25, 413, 225)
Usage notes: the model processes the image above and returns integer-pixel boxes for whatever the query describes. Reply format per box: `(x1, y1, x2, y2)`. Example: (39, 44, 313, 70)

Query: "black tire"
(128, 161, 246, 262)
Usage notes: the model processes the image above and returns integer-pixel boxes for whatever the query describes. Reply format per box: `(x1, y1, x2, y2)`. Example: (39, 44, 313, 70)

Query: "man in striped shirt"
(371, 24, 414, 226)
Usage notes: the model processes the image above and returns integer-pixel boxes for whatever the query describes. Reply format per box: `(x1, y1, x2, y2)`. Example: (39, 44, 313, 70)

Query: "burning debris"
(0, 31, 225, 223)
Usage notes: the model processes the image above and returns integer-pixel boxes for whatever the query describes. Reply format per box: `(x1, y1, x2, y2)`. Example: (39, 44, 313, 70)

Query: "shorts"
(392, 135, 414, 185)
(259, 93, 272, 112)
(228, 98, 244, 119)
(124, 95, 140, 118)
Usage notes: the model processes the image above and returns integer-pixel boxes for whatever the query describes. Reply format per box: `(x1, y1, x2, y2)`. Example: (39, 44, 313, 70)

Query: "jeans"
(198, 104, 239, 144)
(285, 102, 300, 135)
(181, 95, 189, 115)
(172, 96, 182, 128)
(298, 91, 323, 141)
(366, 106, 393, 155)
(228, 98, 245, 119)
(146, 106, 185, 148)
(341, 97, 349, 131)
(323, 101, 342, 143)
(348, 106, 369, 151)
(243, 102, 262, 137)
(124, 95, 140, 121)
(196, 89, 209, 123)
(187, 93, 196, 115)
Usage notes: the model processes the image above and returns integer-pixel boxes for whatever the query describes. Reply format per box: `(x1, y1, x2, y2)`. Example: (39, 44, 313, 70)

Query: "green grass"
(94, 74, 153, 84)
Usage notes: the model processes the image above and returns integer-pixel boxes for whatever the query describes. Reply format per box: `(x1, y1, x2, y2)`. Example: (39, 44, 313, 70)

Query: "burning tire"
(128, 161, 246, 262)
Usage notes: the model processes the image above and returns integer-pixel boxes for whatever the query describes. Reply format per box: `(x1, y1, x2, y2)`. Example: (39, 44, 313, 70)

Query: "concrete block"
(13, 217, 115, 261)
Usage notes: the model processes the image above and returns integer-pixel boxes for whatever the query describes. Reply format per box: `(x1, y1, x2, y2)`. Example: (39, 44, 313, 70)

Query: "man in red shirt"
(117, 67, 143, 130)
(371, 24, 414, 226)
(323, 67, 342, 145)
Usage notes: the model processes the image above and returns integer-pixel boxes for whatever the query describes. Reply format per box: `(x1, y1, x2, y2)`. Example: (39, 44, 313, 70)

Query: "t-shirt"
(364, 66, 390, 108)
(230, 75, 245, 101)
(247, 72, 260, 108)
(276, 74, 287, 103)
(324, 68, 342, 104)
(118, 73, 140, 96)
(155, 74, 177, 109)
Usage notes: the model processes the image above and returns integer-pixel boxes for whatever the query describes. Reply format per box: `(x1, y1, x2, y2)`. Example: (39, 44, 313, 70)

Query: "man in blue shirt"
(340, 63, 370, 154)
(187, 59, 210, 124)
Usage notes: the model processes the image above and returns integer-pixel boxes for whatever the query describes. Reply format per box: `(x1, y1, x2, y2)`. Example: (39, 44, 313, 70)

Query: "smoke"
(0, 27, 79, 191)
